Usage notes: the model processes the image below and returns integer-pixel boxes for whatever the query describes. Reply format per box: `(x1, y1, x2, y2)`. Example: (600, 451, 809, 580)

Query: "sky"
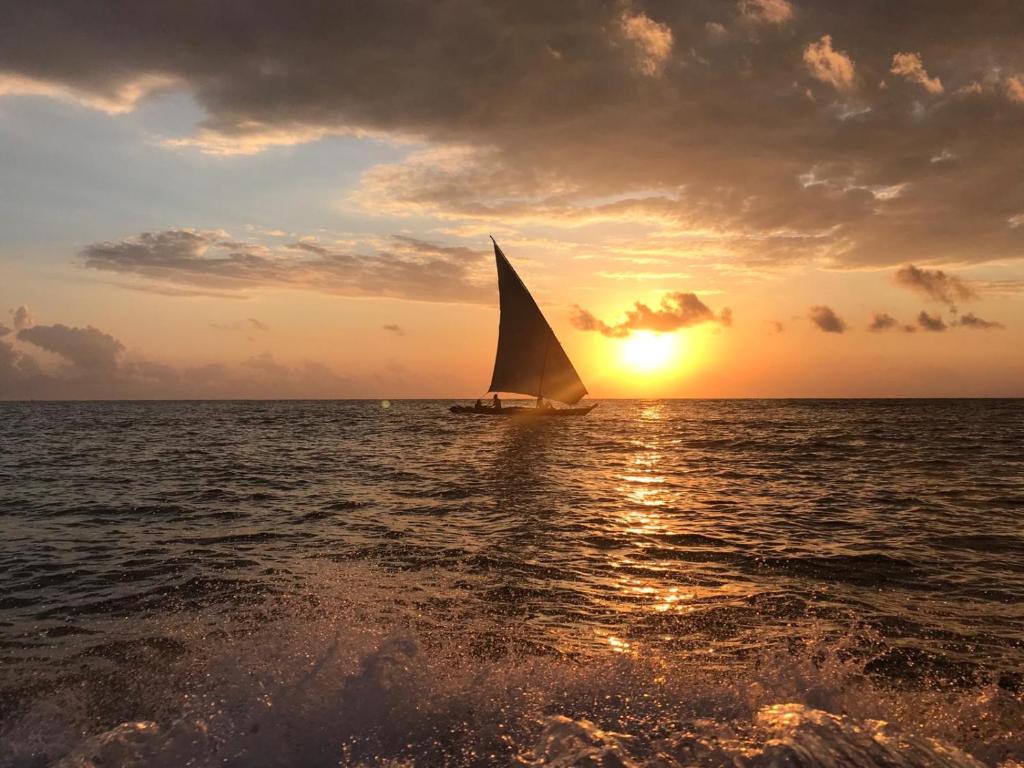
(1, 0, 1022, 399)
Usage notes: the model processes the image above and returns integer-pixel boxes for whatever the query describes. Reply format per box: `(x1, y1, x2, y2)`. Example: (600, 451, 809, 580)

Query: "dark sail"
(487, 239, 588, 405)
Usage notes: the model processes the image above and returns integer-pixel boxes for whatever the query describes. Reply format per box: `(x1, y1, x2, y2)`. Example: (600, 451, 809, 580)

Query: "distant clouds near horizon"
(0, 0, 1021, 397)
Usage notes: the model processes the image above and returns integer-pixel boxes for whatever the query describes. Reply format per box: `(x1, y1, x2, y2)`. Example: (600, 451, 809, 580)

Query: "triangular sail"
(487, 239, 588, 405)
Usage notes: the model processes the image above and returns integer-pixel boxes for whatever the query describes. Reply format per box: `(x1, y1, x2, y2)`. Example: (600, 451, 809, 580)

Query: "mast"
(538, 343, 550, 403)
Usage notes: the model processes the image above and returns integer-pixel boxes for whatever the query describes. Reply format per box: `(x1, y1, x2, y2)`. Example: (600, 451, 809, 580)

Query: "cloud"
(4, 3, 1024, 271)
(618, 11, 674, 77)
(868, 312, 898, 332)
(890, 52, 943, 94)
(0, 324, 10, 337)
(571, 292, 731, 337)
(382, 324, 405, 335)
(956, 312, 1004, 330)
(808, 305, 847, 333)
(894, 265, 977, 305)
(768, 320, 785, 334)
(17, 324, 124, 371)
(80, 229, 491, 304)
(803, 35, 856, 91)
(0, 72, 180, 114)
(1005, 76, 1024, 103)
(916, 310, 947, 332)
(739, 0, 794, 24)
(0, 321, 379, 400)
(11, 305, 33, 331)
(248, 318, 270, 332)
(868, 312, 916, 333)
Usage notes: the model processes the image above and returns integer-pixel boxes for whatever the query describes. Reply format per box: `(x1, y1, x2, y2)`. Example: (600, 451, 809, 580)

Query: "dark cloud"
(382, 324, 405, 335)
(869, 312, 917, 333)
(957, 312, 1004, 330)
(80, 230, 490, 304)
(868, 312, 898, 331)
(808, 305, 847, 334)
(917, 310, 947, 332)
(768, 320, 785, 334)
(17, 324, 125, 371)
(4, 3, 1024, 268)
(571, 293, 731, 337)
(894, 265, 977, 306)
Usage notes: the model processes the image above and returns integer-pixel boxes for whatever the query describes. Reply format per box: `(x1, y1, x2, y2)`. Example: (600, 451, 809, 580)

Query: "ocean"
(1, 399, 1022, 767)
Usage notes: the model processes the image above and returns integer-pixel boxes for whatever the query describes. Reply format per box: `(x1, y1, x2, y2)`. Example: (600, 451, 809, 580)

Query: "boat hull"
(449, 404, 597, 417)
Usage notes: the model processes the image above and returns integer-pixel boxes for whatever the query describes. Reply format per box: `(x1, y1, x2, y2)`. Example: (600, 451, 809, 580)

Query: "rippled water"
(1, 399, 1022, 767)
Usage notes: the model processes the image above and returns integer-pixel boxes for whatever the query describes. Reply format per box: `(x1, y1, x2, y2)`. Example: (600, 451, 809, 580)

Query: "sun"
(619, 331, 678, 374)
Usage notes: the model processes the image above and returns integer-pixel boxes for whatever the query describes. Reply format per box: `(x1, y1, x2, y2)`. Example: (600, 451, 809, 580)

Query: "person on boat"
(492, 393, 502, 410)
(474, 399, 484, 411)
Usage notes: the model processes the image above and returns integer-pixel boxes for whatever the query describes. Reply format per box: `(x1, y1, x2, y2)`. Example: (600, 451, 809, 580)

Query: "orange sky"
(1, 1, 1022, 398)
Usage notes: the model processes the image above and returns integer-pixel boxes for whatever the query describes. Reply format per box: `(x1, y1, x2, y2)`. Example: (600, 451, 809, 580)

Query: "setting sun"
(619, 331, 678, 374)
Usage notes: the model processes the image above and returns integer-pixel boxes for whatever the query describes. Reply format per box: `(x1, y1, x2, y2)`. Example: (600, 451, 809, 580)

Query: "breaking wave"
(2, 587, 1022, 768)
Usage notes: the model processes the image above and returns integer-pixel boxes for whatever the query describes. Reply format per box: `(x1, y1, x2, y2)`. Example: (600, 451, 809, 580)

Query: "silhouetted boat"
(450, 238, 595, 417)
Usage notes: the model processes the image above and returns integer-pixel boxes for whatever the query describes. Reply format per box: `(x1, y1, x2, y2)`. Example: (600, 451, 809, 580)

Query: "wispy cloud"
(80, 230, 491, 304)
(894, 265, 976, 306)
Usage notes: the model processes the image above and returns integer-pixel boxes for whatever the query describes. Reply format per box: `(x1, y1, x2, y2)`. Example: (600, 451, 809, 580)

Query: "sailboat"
(450, 238, 596, 417)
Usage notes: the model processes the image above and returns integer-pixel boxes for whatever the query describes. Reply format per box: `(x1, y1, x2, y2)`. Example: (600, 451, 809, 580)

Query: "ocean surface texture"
(1, 399, 1022, 767)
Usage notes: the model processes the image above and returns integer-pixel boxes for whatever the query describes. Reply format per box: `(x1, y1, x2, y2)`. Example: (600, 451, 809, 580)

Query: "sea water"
(0, 399, 1022, 766)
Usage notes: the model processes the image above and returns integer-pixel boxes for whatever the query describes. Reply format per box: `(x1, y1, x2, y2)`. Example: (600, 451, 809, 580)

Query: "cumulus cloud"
(917, 310, 947, 332)
(890, 52, 943, 94)
(80, 229, 491, 304)
(11, 305, 33, 331)
(894, 265, 977, 306)
(571, 293, 731, 338)
(619, 11, 673, 77)
(957, 312, 1004, 330)
(17, 324, 125, 371)
(803, 35, 856, 91)
(739, 0, 794, 25)
(808, 305, 847, 333)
